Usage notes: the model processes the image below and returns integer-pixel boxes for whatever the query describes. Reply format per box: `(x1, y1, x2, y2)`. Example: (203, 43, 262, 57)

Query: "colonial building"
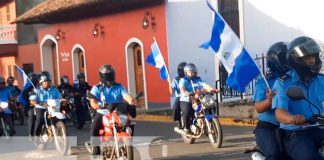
(14, 0, 170, 109)
(0, 0, 17, 80)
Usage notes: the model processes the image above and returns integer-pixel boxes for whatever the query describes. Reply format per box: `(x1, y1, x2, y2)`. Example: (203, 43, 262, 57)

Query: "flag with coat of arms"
(200, 0, 262, 92)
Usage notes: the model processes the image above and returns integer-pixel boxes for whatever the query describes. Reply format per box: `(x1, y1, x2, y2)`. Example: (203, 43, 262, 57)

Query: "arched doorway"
(126, 38, 147, 109)
(72, 44, 87, 80)
(40, 35, 60, 86)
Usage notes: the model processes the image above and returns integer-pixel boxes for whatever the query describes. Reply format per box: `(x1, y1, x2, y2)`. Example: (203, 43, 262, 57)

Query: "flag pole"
(153, 36, 170, 79)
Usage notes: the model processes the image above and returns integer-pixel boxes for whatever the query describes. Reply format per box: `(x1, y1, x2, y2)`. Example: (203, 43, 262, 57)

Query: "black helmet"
(0, 76, 5, 85)
(60, 75, 69, 85)
(287, 36, 322, 78)
(99, 64, 115, 84)
(266, 42, 290, 76)
(77, 73, 85, 79)
(28, 72, 39, 86)
(177, 62, 187, 78)
(39, 71, 52, 83)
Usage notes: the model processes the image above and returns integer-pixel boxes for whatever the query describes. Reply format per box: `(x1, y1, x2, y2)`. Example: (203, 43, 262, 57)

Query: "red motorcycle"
(86, 92, 143, 160)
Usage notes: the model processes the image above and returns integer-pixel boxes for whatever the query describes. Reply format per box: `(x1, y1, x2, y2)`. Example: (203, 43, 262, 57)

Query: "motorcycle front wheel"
(207, 118, 223, 148)
(118, 138, 134, 160)
(53, 121, 69, 155)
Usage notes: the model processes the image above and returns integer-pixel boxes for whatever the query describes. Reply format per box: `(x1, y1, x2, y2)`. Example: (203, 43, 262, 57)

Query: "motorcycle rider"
(179, 63, 218, 135)
(0, 76, 14, 136)
(21, 72, 39, 139)
(6, 76, 21, 97)
(58, 75, 74, 117)
(272, 36, 324, 160)
(29, 71, 62, 142)
(73, 72, 92, 128)
(253, 42, 290, 160)
(168, 62, 187, 124)
(7, 76, 21, 126)
(58, 75, 74, 98)
(88, 64, 139, 155)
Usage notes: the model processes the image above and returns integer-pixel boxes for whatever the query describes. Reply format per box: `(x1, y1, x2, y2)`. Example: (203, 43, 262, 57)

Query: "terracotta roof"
(15, 0, 164, 24)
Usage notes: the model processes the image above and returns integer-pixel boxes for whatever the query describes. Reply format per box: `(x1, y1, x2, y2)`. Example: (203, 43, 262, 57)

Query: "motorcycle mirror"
(286, 87, 306, 100)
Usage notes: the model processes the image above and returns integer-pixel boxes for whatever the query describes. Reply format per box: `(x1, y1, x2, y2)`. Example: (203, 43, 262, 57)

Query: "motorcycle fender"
(116, 132, 131, 141)
(51, 112, 66, 119)
(205, 114, 215, 121)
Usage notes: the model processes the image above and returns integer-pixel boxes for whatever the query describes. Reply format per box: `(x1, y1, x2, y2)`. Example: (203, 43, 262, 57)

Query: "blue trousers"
(180, 101, 194, 130)
(284, 128, 324, 160)
(34, 108, 46, 136)
(173, 97, 181, 121)
(255, 121, 282, 160)
(27, 107, 36, 136)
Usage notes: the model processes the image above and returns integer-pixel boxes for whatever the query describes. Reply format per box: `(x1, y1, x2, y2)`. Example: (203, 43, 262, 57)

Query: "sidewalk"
(135, 107, 257, 127)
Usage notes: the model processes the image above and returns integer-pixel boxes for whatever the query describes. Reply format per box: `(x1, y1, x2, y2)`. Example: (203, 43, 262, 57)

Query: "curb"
(135, 115, 257, 127)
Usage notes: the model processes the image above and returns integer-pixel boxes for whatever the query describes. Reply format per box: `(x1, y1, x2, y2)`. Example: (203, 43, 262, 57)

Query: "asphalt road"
(1, 119, 255, 160)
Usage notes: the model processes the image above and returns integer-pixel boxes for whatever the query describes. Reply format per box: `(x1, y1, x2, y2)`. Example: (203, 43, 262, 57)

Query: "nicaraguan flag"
(200, 0, 261, 92)
(146, 38, 169, 80)
(16, 65, 35, 107)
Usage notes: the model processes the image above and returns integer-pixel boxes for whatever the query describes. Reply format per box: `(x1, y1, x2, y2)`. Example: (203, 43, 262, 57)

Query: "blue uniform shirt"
(179, 77, 207, 102)
(90, 83, 128, 105)
(272, 70, 324, 130)
(171, 78, 182, 97)
(253, 78, 278, 125)
(0, 88, 12, 114)
(0, 88, 11, 102)
(6, 85, 20, 97)
(30, 86, 62, 109)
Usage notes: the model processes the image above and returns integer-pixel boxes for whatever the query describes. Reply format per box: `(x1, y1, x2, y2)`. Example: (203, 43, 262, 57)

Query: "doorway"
(40, 35, 60, 86)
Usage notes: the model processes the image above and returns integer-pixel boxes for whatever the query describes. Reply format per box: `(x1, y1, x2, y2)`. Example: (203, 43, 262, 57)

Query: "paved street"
(1, 119, 255, 160)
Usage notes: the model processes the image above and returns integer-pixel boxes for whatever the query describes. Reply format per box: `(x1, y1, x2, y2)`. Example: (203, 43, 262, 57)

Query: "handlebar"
(304, 115, 324, 129)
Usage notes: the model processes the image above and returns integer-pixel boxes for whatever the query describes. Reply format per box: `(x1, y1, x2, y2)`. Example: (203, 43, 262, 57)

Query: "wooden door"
(133, 44, 145, 106)
(78, 50, 85, 74)
(51, 43, 59, 86)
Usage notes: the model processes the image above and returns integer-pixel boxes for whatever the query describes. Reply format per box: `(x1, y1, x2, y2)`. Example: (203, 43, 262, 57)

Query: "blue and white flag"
(200, 0, 261, 92)
(146, 38, 169, 80)
(16, 65, 35, 107)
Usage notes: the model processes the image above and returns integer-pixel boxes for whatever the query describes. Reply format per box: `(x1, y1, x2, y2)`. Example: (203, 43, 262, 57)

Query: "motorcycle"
(36, 99, 69, 155)
(60, 95, 79, 129)
(0, 99, 14, 138)
(247, 86, 324, 160)
(85, 92, 143, 160)
(174, 90, 223, 148)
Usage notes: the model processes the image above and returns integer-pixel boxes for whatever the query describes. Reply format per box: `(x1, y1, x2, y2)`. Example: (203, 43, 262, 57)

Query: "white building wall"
(166, 0, 217, 86)
(243, 0, 324, 57)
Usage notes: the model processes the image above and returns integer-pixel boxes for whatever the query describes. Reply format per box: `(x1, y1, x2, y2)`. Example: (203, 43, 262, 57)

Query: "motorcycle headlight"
(0, 102, 9, 109)
(201, 94, 215, 107)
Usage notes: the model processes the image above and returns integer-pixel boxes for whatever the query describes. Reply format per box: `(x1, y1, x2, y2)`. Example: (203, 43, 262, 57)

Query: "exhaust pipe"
(174, 127, 187, 135)
(174, 127, 201, 138)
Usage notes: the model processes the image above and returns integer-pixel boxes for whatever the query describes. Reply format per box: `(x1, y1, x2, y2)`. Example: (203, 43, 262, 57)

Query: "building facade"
(0, 0, 17, 81)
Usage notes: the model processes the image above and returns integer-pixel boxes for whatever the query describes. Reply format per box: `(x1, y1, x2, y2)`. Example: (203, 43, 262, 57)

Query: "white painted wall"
(166, 0, 217, 86)
(243, 0, 324, 57)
